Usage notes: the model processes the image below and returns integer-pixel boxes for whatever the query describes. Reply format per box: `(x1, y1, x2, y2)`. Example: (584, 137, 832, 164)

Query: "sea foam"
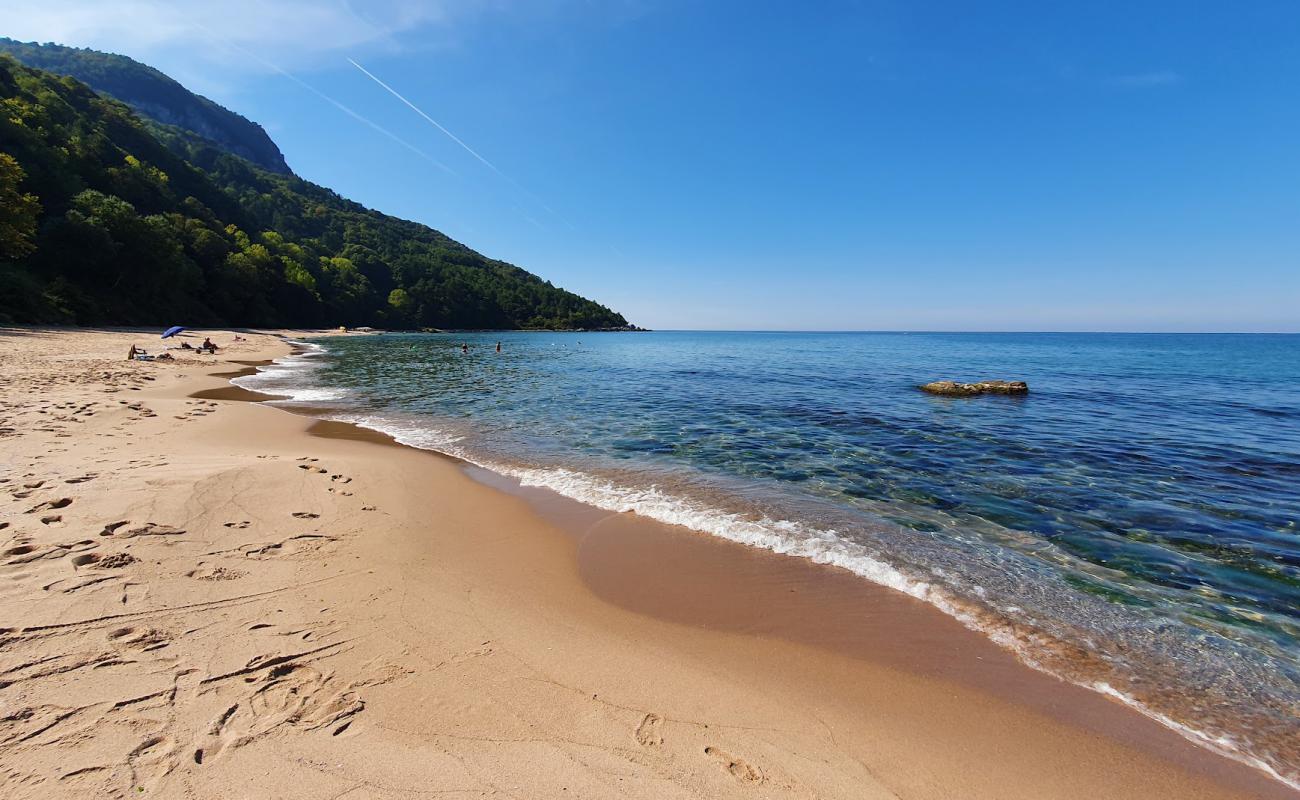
(233, 341, 351, 402)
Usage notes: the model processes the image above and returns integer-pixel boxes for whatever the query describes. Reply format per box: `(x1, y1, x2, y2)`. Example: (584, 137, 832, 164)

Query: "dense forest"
(0, 38, 290, 174)
(0, 54, 630, 330)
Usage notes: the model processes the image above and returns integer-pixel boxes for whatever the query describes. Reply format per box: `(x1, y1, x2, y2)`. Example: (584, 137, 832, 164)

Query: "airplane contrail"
(348, 57, 581, 232)
(179, 15, 454, 175)
(347, 58, 502, 175)
(262, 62, 455, 176)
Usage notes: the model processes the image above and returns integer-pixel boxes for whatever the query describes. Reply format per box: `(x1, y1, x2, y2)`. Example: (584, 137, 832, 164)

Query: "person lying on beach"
(180, 341, 193, 350)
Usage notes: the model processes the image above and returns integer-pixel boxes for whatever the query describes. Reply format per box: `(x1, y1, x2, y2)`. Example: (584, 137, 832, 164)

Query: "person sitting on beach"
(127, 344, 139, 360)
(201, 337, 217, 352)
(180, 341, 193, 350)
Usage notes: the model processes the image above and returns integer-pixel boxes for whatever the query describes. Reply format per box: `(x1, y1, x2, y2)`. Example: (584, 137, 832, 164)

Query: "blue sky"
(4, 1, 1299, 330)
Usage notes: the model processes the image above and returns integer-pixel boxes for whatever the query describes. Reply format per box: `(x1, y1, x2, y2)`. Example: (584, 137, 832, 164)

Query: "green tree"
(0, 152, 40, 259)
(0, 53, 630, 329)
(387, 287, 413, 312)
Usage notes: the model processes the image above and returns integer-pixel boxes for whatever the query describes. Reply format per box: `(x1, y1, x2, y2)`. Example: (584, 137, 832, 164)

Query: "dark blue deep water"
(240, 332, 1300, 783)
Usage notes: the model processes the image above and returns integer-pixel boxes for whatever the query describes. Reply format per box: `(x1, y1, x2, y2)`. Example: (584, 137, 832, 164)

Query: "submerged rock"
(919, 380, 1028, 397)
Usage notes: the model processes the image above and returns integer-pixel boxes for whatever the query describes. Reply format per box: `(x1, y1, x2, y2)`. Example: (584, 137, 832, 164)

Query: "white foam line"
(232, 341, 351, 403)
(371, 430, 1300, 790)
(231, 344, 1300, 792)
(1091, 682, 1300, 792)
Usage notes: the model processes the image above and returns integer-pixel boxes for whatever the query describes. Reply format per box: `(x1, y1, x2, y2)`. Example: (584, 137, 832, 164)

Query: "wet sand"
(0, 326, 1291, 799)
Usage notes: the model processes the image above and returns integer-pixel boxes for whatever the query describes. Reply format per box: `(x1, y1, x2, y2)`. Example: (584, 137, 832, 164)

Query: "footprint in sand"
(100, 520, 130, 537)
(25, 497, 72, 514)
(186, 565, 245, 581)
(223, 521, 251, 529)
(71, 553, 101, 568)
(195, 662, 360, 764)
(704, 746, 764, 784)
(635, 713, 665, 747)
(239, 534, 337, 560)
(40, 514, 63, 527)
(193, 704, 240, 765)
(244, 663, 364, 738)
(64, 474, 98, 484)
(119, 523, 186, 539)
(126, 733, 178, 789)
(120, 581, 148, 605)
(5, 540, 96, 565)
(96, 552, 137, 569)
(291, 512, 319, 519)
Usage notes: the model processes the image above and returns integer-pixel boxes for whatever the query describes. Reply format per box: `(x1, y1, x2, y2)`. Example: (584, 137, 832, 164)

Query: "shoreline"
(0, 326, 1292, 798)
(255, 333, 1298, 795)
(309, 399, 1300, 797)
(259, 334, 1299, 793)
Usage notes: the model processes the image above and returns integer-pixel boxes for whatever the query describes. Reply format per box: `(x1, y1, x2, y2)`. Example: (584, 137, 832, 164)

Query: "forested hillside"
(0, 38, 290, 174)
(0, 56, 630, 330)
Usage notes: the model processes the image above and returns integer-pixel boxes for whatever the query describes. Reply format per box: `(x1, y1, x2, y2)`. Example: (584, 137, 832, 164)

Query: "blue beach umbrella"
(161, 325, 185, 339)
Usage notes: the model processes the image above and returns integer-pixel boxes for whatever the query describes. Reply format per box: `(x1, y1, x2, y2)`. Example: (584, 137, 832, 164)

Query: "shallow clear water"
(240, 331, 1300, 784)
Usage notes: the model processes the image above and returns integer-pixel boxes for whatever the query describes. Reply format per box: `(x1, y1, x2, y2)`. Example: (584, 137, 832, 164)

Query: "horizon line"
(399, 328, 1300, 335)
(642, 329, 1300, 334)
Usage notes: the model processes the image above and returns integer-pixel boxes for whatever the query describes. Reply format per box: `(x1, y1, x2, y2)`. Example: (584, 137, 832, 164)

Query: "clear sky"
(4, 1, 1298, 331)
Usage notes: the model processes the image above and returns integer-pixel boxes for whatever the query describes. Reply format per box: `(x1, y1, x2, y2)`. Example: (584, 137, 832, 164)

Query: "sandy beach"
(0, 326, 1291, 800)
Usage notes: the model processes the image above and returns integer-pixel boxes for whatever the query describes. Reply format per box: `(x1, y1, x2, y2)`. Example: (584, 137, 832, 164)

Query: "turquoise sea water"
(239, 331, 1300, 784)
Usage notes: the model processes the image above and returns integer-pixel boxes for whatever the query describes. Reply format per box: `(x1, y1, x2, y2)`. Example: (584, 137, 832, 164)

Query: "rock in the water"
(919, 380, 1028, 397)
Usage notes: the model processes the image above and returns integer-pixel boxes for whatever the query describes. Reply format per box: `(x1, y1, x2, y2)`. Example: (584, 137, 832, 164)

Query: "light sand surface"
(0, 326, 1292, 799)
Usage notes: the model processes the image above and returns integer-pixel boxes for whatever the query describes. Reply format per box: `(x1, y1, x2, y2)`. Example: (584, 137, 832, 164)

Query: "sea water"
(238, 331, 1300, 785)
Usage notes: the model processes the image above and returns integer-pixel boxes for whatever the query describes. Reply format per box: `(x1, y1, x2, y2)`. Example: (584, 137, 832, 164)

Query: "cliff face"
(0, 38, 291, 175)
(107, 95, 287, 174)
